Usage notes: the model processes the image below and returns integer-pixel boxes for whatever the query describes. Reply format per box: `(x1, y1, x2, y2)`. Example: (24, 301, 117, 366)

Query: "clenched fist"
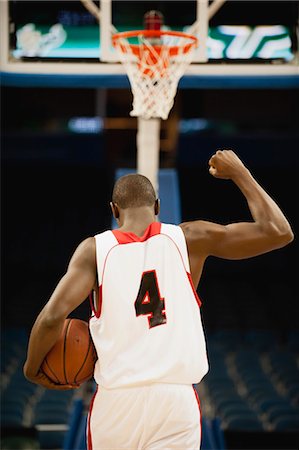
(208, 149, 248, 180)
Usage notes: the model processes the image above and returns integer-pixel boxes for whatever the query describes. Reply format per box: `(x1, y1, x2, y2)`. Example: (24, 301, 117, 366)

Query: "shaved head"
(112, 174, 156, 209)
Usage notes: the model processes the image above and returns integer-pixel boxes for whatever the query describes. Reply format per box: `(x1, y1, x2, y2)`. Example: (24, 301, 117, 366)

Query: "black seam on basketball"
(63, 319, 72, 384)
(43, 357, 60, 384)
(74, 336, 93, 383)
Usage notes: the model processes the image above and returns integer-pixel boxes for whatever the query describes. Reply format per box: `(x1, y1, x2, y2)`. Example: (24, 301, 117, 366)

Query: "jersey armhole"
(89, 286, 103, 318)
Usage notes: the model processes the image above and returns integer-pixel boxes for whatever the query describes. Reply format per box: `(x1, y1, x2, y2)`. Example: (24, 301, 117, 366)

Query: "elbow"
(38, 307, 65, 329)
(279, 232, 294, 248)
(43, 312, 65, 329)
(284, 229, 294, 246)
(267, 222, 294, 248)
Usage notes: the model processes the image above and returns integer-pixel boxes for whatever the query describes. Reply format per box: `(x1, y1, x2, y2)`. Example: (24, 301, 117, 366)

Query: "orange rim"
(112, 29, 198, 57)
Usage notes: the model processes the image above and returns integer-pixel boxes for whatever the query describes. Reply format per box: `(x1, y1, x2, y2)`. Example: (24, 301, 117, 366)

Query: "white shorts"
(87, 383, 201, 450)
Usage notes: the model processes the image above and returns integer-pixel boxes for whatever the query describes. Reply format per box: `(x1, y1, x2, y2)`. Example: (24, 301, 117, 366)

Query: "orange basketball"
(41, 318, 97, 386)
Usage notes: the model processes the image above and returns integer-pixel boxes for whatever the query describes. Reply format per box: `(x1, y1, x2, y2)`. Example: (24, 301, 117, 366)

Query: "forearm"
(233, 168, 293, 239)
(24, 311, 65, 379)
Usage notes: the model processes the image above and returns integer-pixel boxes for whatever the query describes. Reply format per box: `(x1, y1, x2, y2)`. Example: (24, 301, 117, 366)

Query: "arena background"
(1, 1, 299, 449)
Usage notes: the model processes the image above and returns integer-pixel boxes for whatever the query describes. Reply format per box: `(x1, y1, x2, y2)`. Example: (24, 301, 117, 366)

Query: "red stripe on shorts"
(193, 386, 202, 445)
(87, 385, 98, 450)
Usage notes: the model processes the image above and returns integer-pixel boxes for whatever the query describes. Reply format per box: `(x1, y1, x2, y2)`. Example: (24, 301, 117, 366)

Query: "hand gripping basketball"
(33, 371, 79, 390)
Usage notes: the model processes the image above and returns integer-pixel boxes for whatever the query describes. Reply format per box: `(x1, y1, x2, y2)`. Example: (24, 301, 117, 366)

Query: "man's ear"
(154, 198, 160, 216)
(110, 202, 120, 219)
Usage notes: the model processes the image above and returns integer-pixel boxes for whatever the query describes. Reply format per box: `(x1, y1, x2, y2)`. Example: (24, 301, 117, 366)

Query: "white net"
(113, 31, 197, 120)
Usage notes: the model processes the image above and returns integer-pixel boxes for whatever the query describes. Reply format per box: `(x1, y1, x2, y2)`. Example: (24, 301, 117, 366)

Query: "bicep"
(210, 222, 281, 259)
(183, 220, 283, 261)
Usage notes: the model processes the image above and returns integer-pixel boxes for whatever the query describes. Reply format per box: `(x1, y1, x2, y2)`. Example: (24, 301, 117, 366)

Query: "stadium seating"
(202, 328, 299, 437)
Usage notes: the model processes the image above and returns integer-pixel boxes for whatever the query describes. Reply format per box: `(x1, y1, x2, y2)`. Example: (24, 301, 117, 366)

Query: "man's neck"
(117, 207, 157, 236)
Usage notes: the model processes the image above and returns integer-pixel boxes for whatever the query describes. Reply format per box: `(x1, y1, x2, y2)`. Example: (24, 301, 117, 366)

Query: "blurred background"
(1, 1, 299, 449)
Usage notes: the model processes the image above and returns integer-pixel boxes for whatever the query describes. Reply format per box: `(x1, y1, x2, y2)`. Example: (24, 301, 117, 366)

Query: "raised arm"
(180, 150, 294, 286)
(23, 237, 97, 389)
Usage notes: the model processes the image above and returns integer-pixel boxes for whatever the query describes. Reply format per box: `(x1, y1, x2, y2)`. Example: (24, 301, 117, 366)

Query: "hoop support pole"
(100, 0, 119, 62)
(191, 0, 227, 32)
(136, 118, 160, 196)
(196, 0, 209, 62)
(208, 0, 227, 20)
(80, 0, 101, 22)
(0, 0, 9, 69)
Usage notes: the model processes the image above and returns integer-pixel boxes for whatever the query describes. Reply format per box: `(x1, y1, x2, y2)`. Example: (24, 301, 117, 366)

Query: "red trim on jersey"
(96, 285, 103, 318)
(87, 385, 98, 450)
(112, 221, 161, 244)
(193, 386, 202, 445)
(89, 287, 103, 319)
(186, 272, 202, 307)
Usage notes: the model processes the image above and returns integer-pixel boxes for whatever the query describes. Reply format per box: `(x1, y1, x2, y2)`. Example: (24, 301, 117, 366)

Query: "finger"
(209, 166, 216, 176)
(208, 155, 216, 166)
(44, 379, 80, 390)
(36, 373, 79, 390)
(42, 382, 79, 390)
(52, 384, 80, 390)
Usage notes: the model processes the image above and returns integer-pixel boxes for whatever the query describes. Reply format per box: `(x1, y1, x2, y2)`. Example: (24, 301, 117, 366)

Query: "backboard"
(98, 0, 209, 63)
(1, 0, 298, 88)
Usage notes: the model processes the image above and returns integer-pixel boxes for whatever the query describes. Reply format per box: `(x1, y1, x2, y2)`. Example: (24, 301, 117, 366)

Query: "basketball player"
(24, 150, 293, 449)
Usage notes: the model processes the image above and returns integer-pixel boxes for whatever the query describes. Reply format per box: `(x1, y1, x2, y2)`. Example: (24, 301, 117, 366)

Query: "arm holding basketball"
(181, 150, 294, 285)
(24, 237, 97, 389)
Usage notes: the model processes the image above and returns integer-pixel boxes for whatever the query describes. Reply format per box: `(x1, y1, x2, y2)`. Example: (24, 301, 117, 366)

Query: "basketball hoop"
(112, 29, 198, 120)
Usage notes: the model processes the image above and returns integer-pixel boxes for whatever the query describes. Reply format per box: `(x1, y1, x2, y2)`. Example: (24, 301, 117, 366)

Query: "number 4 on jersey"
(135, 270, 167, 328)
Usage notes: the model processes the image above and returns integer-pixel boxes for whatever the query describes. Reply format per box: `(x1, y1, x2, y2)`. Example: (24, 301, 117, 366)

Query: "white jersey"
(89, 222, 209, 389)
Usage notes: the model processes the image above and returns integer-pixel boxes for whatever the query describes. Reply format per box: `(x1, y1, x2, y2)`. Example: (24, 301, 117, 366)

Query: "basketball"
(41, 318, 97, 386)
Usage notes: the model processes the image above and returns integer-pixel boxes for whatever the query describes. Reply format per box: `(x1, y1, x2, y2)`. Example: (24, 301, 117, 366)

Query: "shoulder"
(179, 220, 226, 254)
(179, 221, 212, 240)
(71, 237, 96, 264)
(76, 236, 96, 252)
